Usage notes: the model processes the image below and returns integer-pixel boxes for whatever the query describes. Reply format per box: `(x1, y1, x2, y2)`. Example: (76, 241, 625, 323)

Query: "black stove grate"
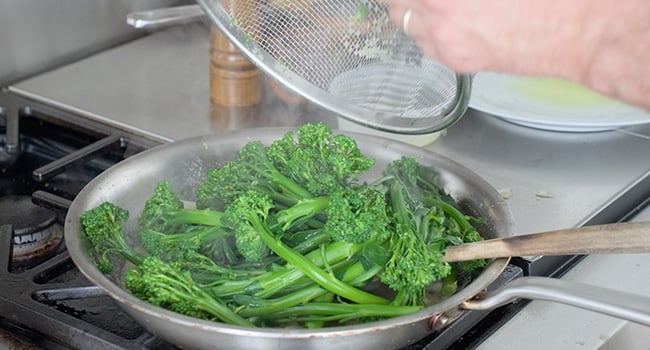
(0, 91, 173, 349)
(0, 224, 175, 350)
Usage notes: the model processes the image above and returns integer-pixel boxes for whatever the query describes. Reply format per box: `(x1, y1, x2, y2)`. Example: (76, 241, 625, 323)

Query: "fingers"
(384, 2, 433, 38)
(383, 2, 442, 61)
(380, 0, 485, 72)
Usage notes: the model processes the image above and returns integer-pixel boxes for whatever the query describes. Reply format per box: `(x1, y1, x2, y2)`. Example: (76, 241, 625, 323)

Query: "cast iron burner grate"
(0, 223, 178, 350)
(0, 91, 173, 349)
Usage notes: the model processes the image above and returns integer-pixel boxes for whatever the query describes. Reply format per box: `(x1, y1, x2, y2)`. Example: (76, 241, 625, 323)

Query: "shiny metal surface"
(430, 111, 650, 237)
(0, 0, 178, 85)
(477, 205, 650, 349)
(464, 276, 650, 327)
(63, 129, 513, 350)
(9, 24, 215, 144)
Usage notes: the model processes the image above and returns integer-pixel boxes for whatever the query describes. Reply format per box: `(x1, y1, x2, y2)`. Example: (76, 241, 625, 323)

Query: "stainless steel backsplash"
(0, 0, 179, 86)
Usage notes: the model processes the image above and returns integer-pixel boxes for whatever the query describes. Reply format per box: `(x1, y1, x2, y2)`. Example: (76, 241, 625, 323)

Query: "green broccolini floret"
(138, 180, 186, 232)
(138, 181, 237, 265)
(138, 225, 260, 283)
(80, 202, 143, 273)
(195, 140, 314, 210)
(136, 181, 271, 281)
(273, 184, 390, 245)
(139, 181, 226, 231)
(324, 185, 391, 244)
(266, 122, 374, 196)
(374, 156, 487, 305)
(138, 226, 226, 260)
(381, 181, 451, 307)
(125, 256, 253, 327)
(380, 157, 485, 250)
(196, 123, 374, 212)
(393, 156, 487, 273)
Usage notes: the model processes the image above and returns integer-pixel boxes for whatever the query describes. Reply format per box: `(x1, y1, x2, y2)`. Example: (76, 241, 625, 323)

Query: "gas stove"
(0, 91, 168, 349)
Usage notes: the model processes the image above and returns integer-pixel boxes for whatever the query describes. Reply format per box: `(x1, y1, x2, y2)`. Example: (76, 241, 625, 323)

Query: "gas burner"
(0, 195, 63, 265)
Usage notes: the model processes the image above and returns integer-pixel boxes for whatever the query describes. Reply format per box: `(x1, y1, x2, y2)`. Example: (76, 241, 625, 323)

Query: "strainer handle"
(126, 5, 204, 30)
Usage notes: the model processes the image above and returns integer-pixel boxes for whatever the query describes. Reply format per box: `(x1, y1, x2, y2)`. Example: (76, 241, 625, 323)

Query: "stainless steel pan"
(64, 128, 650, 350)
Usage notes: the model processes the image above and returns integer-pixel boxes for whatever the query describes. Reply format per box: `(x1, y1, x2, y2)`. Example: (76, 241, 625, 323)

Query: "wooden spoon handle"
(442, 221, 650, 262)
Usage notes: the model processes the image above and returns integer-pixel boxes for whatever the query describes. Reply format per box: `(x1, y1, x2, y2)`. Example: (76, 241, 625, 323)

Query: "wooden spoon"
(442, 221, 650, 262)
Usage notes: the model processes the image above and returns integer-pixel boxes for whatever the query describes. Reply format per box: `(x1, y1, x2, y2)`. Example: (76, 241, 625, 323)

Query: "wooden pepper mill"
(209, 24, 263, 131)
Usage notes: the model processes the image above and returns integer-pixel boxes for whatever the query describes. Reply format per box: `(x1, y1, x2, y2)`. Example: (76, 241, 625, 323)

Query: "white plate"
(469, 72, 650, 132)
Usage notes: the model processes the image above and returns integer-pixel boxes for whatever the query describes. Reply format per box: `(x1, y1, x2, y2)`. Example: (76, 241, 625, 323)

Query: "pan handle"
(461, 276, 650, 326)
(443, 221, 650, 262)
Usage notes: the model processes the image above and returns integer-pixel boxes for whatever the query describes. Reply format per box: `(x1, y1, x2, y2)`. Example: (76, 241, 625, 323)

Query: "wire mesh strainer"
(197, 0, 472, 134)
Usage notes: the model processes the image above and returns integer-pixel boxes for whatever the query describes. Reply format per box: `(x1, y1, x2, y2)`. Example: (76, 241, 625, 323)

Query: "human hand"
(382, 0, 598, 77)
(381, 0, 650, 109)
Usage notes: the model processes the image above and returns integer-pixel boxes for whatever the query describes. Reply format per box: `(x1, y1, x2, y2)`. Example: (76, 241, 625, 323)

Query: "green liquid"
(511, 77, 615, 107)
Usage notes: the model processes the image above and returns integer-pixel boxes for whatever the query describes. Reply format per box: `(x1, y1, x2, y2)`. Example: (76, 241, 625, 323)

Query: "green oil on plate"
(510, 77, 616, 108)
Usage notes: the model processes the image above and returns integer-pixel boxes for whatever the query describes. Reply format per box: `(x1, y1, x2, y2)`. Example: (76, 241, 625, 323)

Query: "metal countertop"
(7, 24, 650, 348)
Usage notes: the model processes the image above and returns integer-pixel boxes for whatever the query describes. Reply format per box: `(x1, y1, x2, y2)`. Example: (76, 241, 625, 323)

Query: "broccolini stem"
(249, 215, 389, 305)
(260, 302, 421, 323)
(427, 198, 474, 233)
(267, 166, 314, 200)
(440, 269, 459, 297)
(154, 225, 228, 244)
(210, 241, 364, 298)
(237, 260, 383, 317)
(147, 270, 253, 327)
(390, 182, 412, 226)
(267, 191, 302, 207)
(111, 234, 144, 267)
(165, 208, 225, 226)
(237, 285, 325, 318)
(106, 247, 143, 268)
(304, 293, 333, 328)
(283, 229, 328, 252)
(253, 241, 364, 298)
(275, 196, 330, 230)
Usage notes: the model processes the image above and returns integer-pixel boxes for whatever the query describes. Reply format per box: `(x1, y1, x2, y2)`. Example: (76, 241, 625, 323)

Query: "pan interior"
(64, 128, 513, 344)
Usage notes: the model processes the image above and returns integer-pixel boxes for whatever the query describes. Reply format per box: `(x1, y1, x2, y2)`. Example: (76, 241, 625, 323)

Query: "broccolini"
(79, 122, 488, 329)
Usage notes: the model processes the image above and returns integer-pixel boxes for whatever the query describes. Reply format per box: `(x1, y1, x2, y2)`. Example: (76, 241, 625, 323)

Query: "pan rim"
(64, 127, 514, 343)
